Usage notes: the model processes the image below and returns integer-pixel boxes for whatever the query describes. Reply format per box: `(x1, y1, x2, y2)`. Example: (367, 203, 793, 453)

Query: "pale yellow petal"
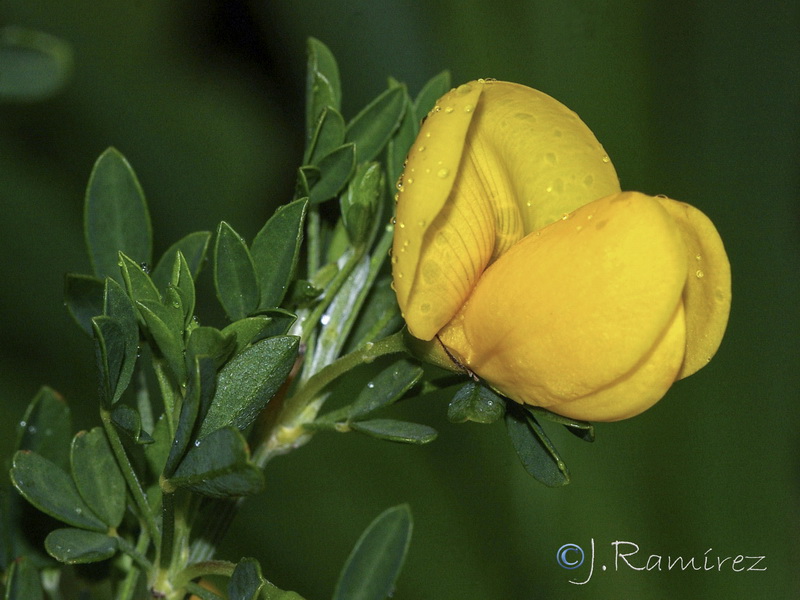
(438, 192, 688, 411)
(654, 197, 731, 378)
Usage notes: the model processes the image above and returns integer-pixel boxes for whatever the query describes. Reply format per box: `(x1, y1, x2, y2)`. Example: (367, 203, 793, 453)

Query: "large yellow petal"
(393, 80, 620, 341)
(437, 192, 688, 415)
(654, 197, 731, 378)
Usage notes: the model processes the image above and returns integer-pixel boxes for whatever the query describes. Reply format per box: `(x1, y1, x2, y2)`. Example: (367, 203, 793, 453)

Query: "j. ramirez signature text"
(557, 539, 766, 585)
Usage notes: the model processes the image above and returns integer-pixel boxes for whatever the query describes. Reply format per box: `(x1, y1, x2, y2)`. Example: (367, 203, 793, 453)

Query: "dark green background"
(2, 1, 797, 598)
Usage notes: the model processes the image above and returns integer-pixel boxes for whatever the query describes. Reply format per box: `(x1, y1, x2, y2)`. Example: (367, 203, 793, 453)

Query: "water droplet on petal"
(437, 168, 450, 178)
(418, 145, 426, 152)
(695, 270, 705, 278)
(602, 154, 610, 163)
(464, 104, 474, 113)
(444, 106, 454, 113)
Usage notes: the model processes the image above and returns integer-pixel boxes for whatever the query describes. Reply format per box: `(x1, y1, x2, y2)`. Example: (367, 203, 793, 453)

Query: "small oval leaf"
(45, 528, 118, 564)
(349, 419, 437, 445)
(333, 505, 413, 600)
(199, 336, 299, 437)
(84, 148, 152, 281)
(71, 428, 126, 528)
(214, 221, 260, 321)
(10, 451, 106, 531)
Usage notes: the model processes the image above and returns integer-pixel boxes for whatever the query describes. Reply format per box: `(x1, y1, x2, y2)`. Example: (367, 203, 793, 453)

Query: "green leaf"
(258, 309, 297, 338)
(164, 356, 217, 477)
(308, 143, 356, 204)
(150, 231, 212, 291)
(333, 505, 413, 600)
(15, 387, 72, 470)
(228, 557, 264, 600)
(307, 107, 346, 166)
(214, 221, 260, 321)
(221, 316, 274, 356)
(104, 278, 139, 404)
(84, 148, 152, 281)
(413, 70, 451, 121)
(447, 382, 506, 424)
(251, 197, 308, 309)
(305, 38, 341, 143)
(340, 162, 383, 246)
(345, 280, 402, 353)
(346, 86, 406, 163)
(144, 415, 172, 479)
(44, 528, 118, 564)
(64, 273, 105, 336)
(349, 420, 437, 445)
(295, 165, 318, 200)
(351, 360, 422, 418)
(317, 360, 422, 426)
(186, 326, 237, 370)
(111, 404, 154, 444)
(10, 451, 106, 531)
(505, 406, 570, 487)
(168, 251, 197, 328)
(119, 252, 161, 306)
(0, 26, 72, 102)
(70, 428, 126, 528)
(136, 299, 186, 383)
(91, 316, 127, 407)
(4, 555, 44, 600)
(169, 427, 264, 498)
(525, 406, 596, 442)
(199, 336, 299, 437)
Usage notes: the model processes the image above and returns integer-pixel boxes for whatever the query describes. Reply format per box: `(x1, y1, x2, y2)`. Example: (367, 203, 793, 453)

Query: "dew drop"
(417, 145, 426, 152)
(425, 131, 431, 138)
(367, 382, 375, 389)
(391, 217, 396, 224)
(444, 106, 454, 114)
(417, 219, 427, 228)
(464, 104, 474, 113)
(695, 254, 702, 261)
(601, 154, 610, 163)
(695, 270, 705, 278)
(398, 222, 405, 229)
(390, 280, 397, 291)
(525, 200, 532, 207)
(561, 213, 569, 220)
(456, 83, 472, 95)
(406, 177, 414, 185)
(437, 168, 450, 179)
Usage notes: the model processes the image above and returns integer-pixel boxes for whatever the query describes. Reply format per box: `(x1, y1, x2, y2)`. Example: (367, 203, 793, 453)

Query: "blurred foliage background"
(1, 1, 798, 598)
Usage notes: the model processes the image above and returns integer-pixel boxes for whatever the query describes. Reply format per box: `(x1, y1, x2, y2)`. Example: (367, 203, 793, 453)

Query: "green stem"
(306, 204, 321, 277)
(115, 528, 150, 600)
(100, 408, 161, 551)
(300, 245, 364, 343)
(159, 490, 175, 570)
(116, 534, 154, 573)
(253, 330, 408, 465)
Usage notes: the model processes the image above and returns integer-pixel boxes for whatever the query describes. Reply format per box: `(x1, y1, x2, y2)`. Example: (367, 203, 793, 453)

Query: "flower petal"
(438, 192, 688, 418)
(393, 80, 620, 340)
(654, 197, 731, 378)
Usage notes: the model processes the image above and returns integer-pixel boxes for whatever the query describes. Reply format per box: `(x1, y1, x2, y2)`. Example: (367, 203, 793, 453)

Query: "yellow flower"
(392, 80, 731, 422)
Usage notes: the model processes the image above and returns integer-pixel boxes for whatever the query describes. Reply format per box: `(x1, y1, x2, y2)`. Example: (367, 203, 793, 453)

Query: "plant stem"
(100, 408, 161, 551)
(253, 330, 408, 466)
